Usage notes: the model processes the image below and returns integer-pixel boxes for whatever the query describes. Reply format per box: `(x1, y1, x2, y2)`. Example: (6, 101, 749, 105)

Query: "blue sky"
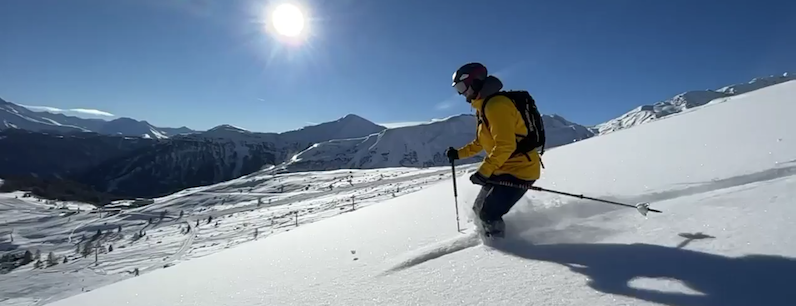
(1, 0, 794, 132)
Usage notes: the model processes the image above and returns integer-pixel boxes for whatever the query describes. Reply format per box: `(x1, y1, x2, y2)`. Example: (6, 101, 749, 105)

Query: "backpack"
(479, 90, 546, 159)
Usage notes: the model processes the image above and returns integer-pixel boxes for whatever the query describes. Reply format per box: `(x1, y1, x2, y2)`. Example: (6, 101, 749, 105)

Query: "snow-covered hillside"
(0, 98, 193, 139)
(33, 78, 796, 306)
(595, 72, 793, 134)
(275, 113, 594, 173)
(0, 164, 469, 305)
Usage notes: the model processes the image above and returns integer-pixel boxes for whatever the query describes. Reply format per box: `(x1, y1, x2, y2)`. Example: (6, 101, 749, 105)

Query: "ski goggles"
(452, 81, 469, 95)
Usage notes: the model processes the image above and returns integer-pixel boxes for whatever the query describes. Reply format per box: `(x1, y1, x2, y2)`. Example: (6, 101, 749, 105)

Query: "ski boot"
(479, 218, 505, 239)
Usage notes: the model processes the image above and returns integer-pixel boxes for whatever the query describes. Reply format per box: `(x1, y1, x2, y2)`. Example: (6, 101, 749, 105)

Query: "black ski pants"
(472, 174, 534, 222)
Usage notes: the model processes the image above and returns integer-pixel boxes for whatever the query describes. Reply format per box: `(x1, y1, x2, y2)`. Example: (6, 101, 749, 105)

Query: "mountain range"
(273, 113, 595, 173)
(595, 72, 793, 134)
(0, 72, 791, 202)
(0, 98, 195, 139)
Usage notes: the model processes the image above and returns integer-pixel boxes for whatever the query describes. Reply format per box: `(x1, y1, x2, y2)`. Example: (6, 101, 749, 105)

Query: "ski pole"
(488, 180, 661, 216)
(531, 186, 661, 216)
(450, 161, 461, 232)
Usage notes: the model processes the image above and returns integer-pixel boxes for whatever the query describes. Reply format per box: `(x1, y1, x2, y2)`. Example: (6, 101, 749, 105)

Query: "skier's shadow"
(491, 240, 796, 306)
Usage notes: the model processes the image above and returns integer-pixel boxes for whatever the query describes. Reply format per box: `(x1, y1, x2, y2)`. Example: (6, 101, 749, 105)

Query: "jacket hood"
(470, 75, 504, 109)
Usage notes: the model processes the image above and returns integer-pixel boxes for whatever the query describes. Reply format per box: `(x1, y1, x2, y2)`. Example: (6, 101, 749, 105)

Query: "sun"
(271, 3, 305, 38)
(250, 1, 315, 62)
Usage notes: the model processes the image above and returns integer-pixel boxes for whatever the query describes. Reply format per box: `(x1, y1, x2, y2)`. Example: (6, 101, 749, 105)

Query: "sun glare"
(271, 3, 305, 38)
(250, 0, 316, 65)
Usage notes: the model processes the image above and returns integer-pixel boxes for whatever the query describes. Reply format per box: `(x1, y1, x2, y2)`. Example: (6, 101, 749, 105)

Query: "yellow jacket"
(457, 94, 541, 182)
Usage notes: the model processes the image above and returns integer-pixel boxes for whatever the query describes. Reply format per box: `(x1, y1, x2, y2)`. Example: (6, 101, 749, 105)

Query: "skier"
(445, 62, 545, 238)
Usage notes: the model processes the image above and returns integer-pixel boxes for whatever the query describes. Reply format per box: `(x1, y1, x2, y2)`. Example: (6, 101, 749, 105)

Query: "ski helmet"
(452, 62, 488, 101)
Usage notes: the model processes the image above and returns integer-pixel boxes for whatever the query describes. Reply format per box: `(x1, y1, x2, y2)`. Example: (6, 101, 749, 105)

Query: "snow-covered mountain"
(1, 98, 90, 133)
(595, 73, 794, 134)
(183, 115, 388, 163)
(185, 124, 280, 146)
(95, 117, 168, 139)
(196, 124, 258, 139)
(0, 97, 196, 138)
(0, 112, 386, 200)
(75, 115, 388, 198)
(1, 93, 592, 197)
(275, 115, 479, 173)
(0, 109, 584, 199)
(280, 114, 388, 146)
(157, 126, 195, 137)
(190, 115, 385, 143)
(543, 114, 597, 147)
(275, 113, 595, 173)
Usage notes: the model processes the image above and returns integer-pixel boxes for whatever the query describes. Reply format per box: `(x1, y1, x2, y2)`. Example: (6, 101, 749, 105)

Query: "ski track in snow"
(383, 231, 483, 274)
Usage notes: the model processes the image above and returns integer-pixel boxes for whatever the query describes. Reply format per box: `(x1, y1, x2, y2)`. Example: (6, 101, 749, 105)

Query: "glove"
(445, 147, 459, 162)
(469, 172, 489, 186)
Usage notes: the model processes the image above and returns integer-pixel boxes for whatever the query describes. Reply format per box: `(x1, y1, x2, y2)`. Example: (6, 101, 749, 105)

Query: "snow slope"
(0, 164, 471, 305)
(37, 81, 796, 305)
(276, 113, 594, 173)
(595, 72, 793, 135)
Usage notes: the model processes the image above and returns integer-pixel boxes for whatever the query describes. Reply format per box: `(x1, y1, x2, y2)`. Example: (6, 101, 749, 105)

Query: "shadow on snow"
(490, 240, 796, 306)
(486, 164, 796, 305)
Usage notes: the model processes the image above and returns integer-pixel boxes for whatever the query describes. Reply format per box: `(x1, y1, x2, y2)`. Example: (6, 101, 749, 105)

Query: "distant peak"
(208, 124, 250, 133)
(340, 114, 368, 122)
(109, 117, 143, 123)
(331, 114, 381, 128)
